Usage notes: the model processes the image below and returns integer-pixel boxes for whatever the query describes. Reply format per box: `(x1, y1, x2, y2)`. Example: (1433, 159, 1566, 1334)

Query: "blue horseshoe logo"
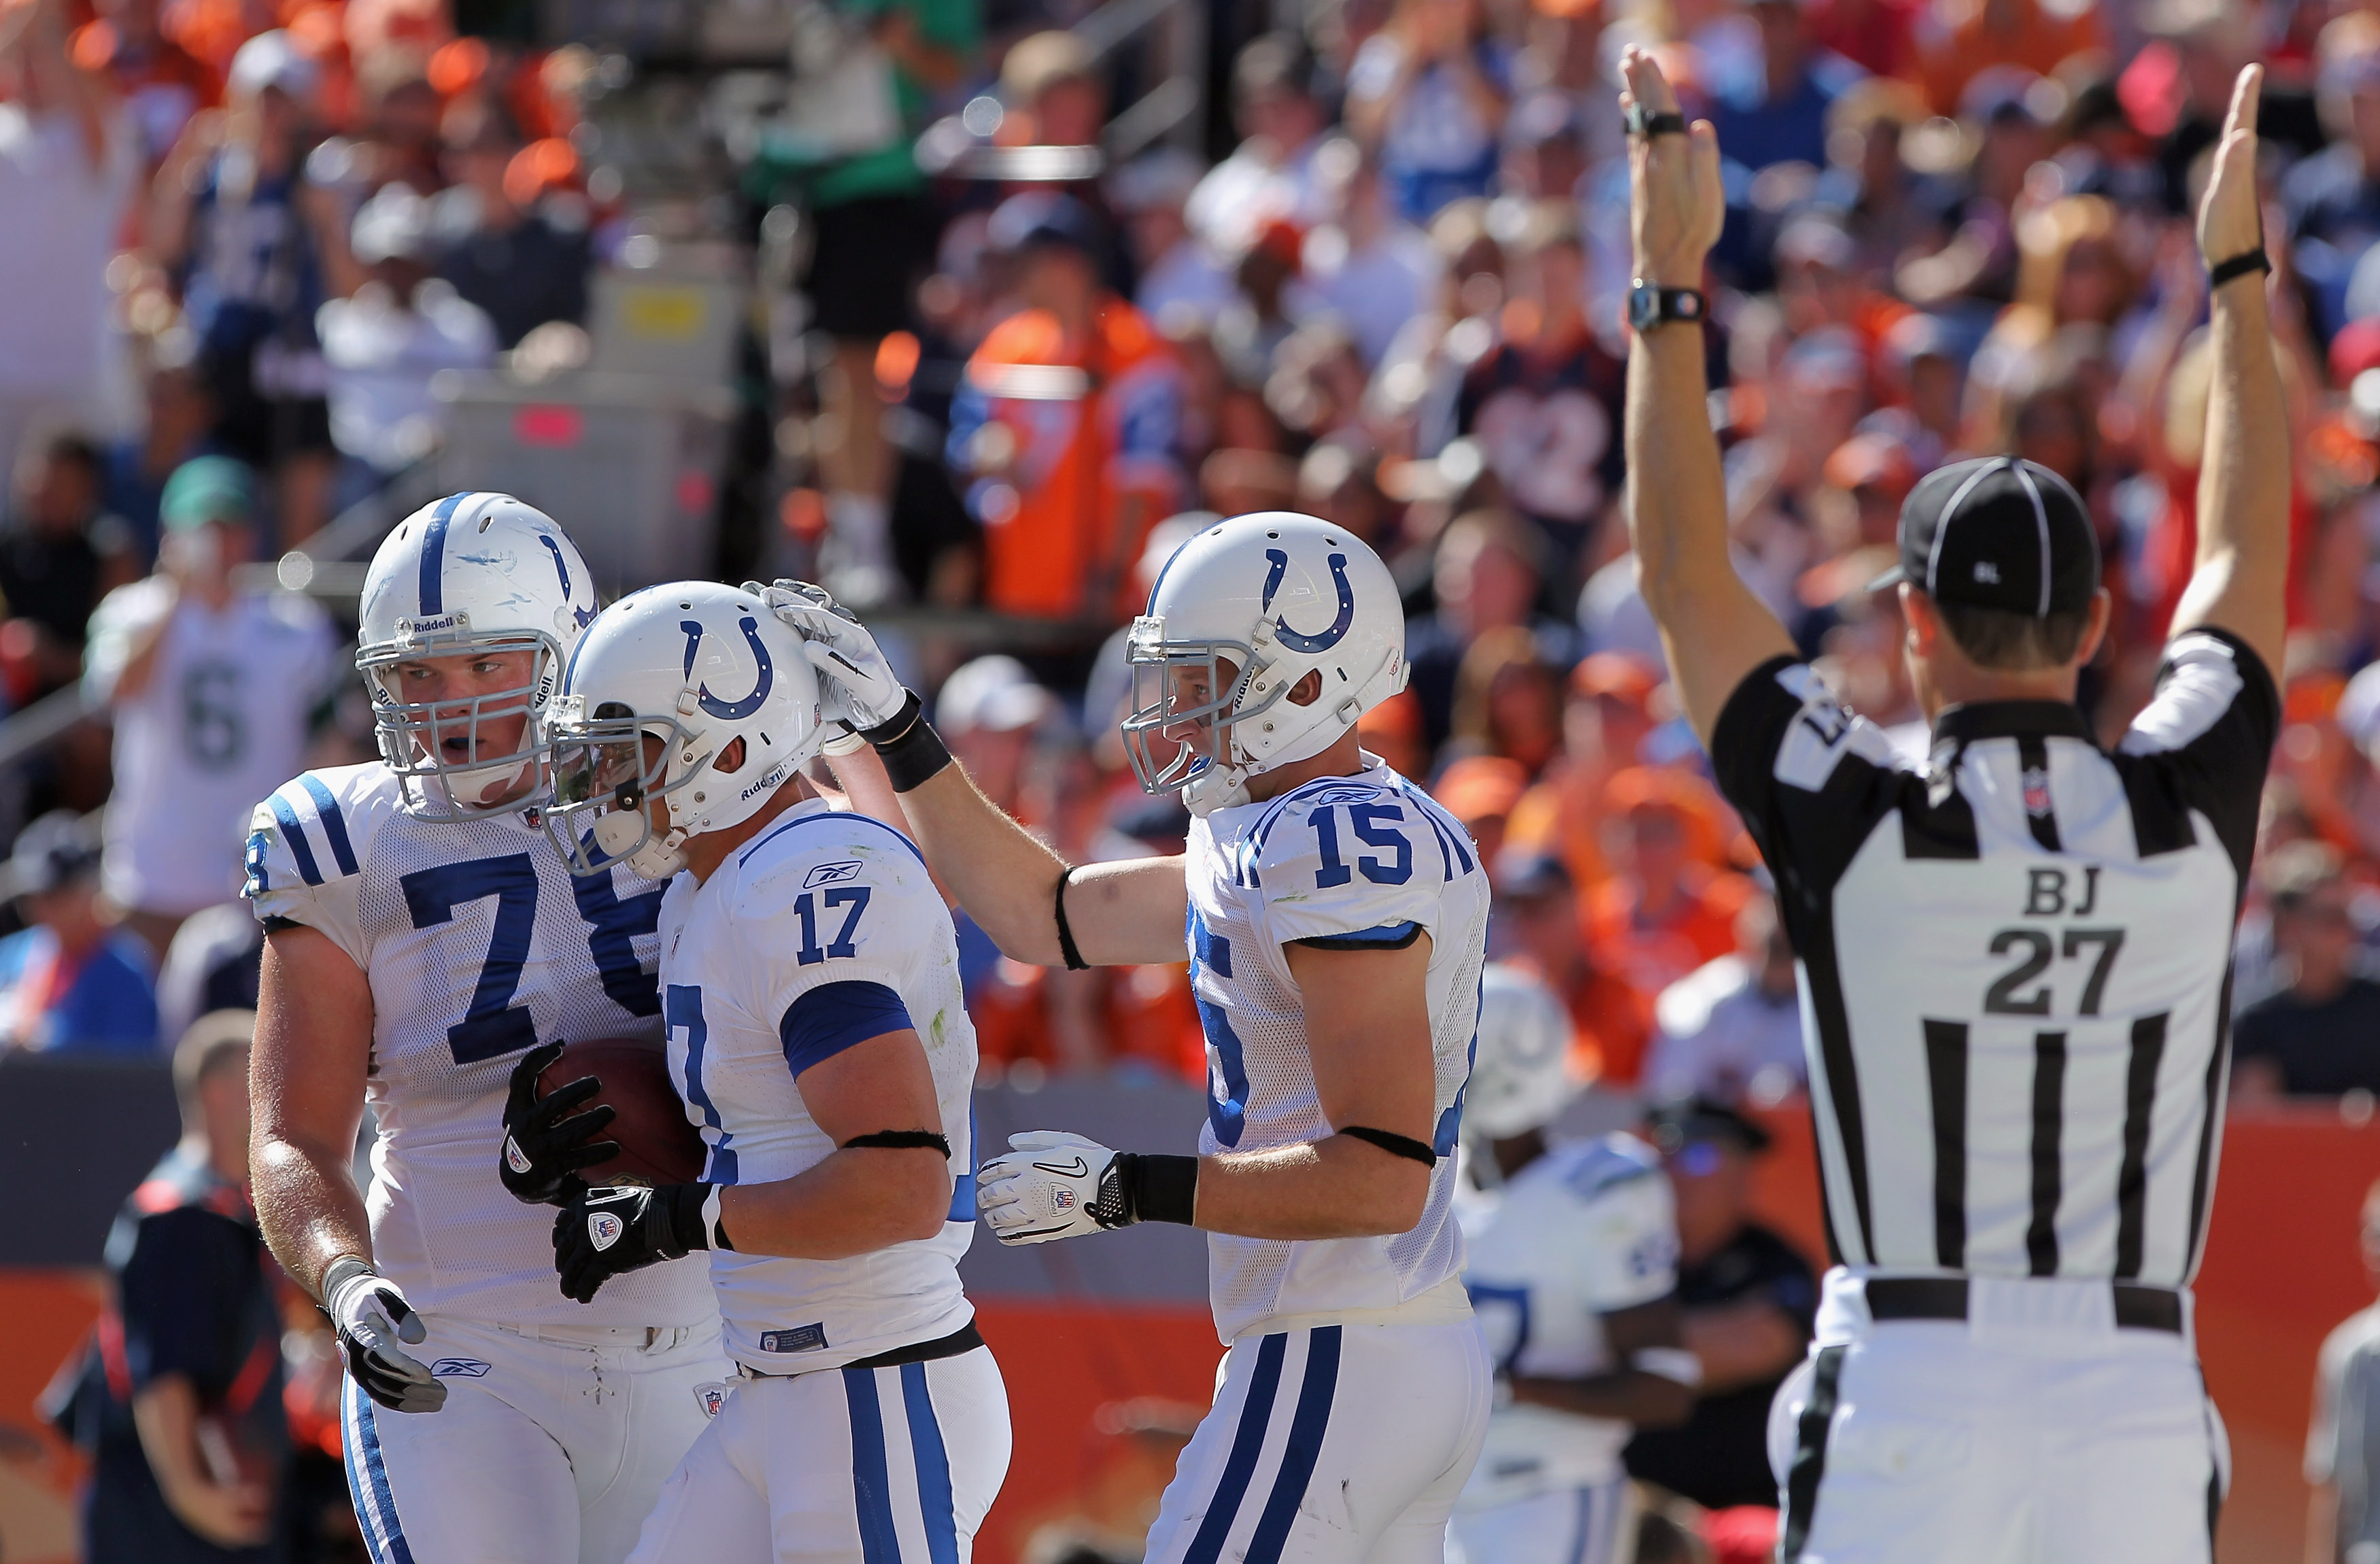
(1261, 549, 1357, 653)
(679, 616, 775, 719)
(541, 536, 596, 629)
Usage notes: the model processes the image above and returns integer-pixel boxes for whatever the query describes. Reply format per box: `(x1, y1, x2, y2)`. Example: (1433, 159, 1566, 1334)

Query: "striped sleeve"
(243, 777, 369, 967)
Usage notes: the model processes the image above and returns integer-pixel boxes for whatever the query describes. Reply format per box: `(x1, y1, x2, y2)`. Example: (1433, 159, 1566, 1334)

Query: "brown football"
(537, 1037, 707, 1187)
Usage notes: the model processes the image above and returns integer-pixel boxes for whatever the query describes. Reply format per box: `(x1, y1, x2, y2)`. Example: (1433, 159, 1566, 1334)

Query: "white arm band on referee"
(1630, 1347, 1703, 1388)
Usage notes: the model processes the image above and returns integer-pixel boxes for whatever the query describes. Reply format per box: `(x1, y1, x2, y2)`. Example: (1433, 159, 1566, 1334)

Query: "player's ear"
(715, 737, 747, 773)
(1900, 583, 1937, 659)
(1286, 670, 1324, 707)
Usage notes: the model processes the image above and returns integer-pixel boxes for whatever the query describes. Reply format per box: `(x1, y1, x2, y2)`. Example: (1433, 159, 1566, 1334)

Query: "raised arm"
(1616, 48, 1795, 745)
(2166, 65, 2288, 680)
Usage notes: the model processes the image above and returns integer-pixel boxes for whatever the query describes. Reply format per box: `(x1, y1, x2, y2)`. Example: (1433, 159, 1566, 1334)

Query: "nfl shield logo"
(590, 1212, 625, 1250)
(698, 1384, 730, 1418)
(2022, 766, 2052, 817)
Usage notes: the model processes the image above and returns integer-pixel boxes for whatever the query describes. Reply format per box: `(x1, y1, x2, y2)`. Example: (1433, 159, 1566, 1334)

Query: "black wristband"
(2207, 248, 2270, 290)
(1053, 867, 1089, 971)
(842, 1130, 953, 1155)
(663, 1183, 713, 1255)
(1119, 1153, 1199, 1225)
(864, 690, 953, 792)
(320, 1255, 376, 1306)
(1625, 103, 1688, 138)
(1340, 1125, 1438, 1166)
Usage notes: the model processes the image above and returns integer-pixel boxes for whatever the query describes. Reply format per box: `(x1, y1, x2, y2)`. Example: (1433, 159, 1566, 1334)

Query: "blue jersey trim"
(342, 1377, 418, 1564)
(1245, 1327, 1342, 1563)
(269, 794, 323, 885)
(781, 981, 915, 1076)
(415, 491, 470, 615)
(297, 773, 359, 877)
(902, 1360, 962, 1564)
(1292, 920, 1422, 951)
(1184, 1331, 1289, 1564)
(845, 1366, 900, 1564)
(740, 806, 930, 873)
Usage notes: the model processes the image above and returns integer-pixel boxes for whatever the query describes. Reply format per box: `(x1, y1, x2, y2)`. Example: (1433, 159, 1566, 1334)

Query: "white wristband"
(1630, 1346, 1704, 1388)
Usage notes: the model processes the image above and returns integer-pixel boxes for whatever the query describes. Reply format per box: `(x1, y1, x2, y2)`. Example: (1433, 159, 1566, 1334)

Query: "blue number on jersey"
(667, 984, 737, 1183)
(571, 872, 666, 1017)
(1465, 1281, 1532, 1376)
(792, 885, 873, 965)
(1312, 804, 1412, 888)
(1188, 906, 1250, 1148)
(401, 855, 541, 1064)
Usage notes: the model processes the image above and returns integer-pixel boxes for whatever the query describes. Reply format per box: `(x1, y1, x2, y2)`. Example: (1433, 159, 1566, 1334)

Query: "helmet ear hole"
(715, 736, 747, 774)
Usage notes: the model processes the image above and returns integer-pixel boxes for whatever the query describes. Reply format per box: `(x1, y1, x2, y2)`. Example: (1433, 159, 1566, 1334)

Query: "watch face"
(1629, 286, 1657, 330)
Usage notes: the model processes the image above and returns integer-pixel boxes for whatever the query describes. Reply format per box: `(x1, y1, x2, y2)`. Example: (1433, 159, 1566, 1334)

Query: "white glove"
(976, 1130, 1129, 1246)
(744, 580, 909, 734)
(326, 1262, 447, 1413)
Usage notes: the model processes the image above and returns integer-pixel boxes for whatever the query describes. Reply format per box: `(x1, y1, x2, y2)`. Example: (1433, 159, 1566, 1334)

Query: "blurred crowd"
(7, 0, 2380, 1113)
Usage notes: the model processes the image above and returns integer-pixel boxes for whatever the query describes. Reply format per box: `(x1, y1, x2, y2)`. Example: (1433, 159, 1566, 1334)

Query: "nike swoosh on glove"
(552, 1183, 710, 1304)
(499, 1040, 619, 1206)
(743, 580, 909, 732)
(325, 1263, 447, 1414)
(975, 1130, 1134, 1246)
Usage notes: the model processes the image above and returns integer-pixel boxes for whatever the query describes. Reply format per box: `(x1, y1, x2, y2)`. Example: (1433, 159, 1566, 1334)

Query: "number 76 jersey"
(1186, 759, 1491, 1342)
(245, 761, 715, 1328)
(1707, 631, 2280, 1289)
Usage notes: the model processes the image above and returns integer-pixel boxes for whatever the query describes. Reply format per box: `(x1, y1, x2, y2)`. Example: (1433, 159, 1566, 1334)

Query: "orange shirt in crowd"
(1916, 0, 2101, 114)
(953, 298, 1183, 621)
(1585, 864, 1756, 1006)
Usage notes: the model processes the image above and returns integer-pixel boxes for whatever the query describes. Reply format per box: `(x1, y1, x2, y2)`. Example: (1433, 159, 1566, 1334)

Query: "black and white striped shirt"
(1710, 629, 2279, 1287)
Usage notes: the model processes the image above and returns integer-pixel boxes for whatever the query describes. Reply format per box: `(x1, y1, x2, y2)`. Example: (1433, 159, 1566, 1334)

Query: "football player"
(538, 581, 1006, 1563)
(763, 509, 1493, 1563)
(1451, 964, 1696, 1564)
(245, 494, 727, 1564)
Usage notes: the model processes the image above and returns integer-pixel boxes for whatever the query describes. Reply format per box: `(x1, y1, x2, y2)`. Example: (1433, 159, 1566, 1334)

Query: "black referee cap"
(1868, 456, 2099, 617)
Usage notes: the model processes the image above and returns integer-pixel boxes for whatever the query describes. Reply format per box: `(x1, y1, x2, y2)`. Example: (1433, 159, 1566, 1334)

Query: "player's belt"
(735, 1320, 985, 1380)
(1864, 1277, 2183, 1334)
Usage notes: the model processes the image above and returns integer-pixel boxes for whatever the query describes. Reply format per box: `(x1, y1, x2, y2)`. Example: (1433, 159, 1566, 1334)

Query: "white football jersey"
(90, 579, 343, 916)
(244, 762, 713, 1327)
(1459, 1134, 1678, 1503)
(1186, 757, 1491, 1342)
(656, 798, 978, 1373)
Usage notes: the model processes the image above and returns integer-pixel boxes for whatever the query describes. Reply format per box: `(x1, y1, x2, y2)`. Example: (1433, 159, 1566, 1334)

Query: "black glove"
(553, 1183, 711, 1304)
(500, 1041, 619, 1206)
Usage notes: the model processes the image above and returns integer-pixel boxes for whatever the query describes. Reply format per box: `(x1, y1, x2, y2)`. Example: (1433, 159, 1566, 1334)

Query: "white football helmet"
(1121, 511, 1408, 815)
(357, 492, 600, 819)
(542, 581, 826, 879)
(1463, 963, 1579, 1144)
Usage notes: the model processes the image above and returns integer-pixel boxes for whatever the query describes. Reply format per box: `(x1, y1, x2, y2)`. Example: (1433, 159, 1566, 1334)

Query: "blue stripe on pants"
(343, 1377, 418, 1564)
(1183, 1332, 1290, 1564)
(1244, 1326, 1342, 1563)
(901, 1361, 961, 1564)
(846, 1366, 900, 1564)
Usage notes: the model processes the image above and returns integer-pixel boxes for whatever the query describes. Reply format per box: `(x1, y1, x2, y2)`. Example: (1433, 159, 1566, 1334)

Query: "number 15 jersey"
(1185, 758, 1492, 1343)
(245, 762, 715, 1327)
(1709, 630, 2279, 1288)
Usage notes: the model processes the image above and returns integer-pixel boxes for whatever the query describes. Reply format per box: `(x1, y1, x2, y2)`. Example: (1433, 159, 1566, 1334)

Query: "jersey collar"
(1931, 700, 2094, 746)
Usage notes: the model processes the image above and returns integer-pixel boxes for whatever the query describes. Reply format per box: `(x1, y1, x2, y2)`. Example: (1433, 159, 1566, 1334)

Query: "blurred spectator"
(1448, 624, 1565, 777)
(0, 809, 159, 1053)
(1407, 507, 1578, 748)
(1588, 767, 1756, 1006)
(156, 902, 264, 1053)
(84, 457, 342, 956)
(71, 0, 216, 167)
(937, 653, 1055, 814)
(148, 31, 360, 547)
(1344, 0, 1512, 223)
(1, 432, 141, 704)
(1495, 849, 1651, 1085)
(1625, 1097, 1818, 1510)
(317, 184, 495, 475)
(1187, 33, 1333, 261)
(1710, 0, 1864, 172)
(2287, 20, 2380, 337)
(1643, 887, 1807, 1106)
(1115, 149, 1231, 326)
(430, 105, 591, 350)
(104, 344, 218, 566)
(1916, 0, 2098, 118)
(1438, 755, 1529, 876)
(949, 193, 1183, 622)
(50, 1010, 286, 1561)
(2307, 1178, 2380, 1564)
(0, 0, 138, 486)
(1214, 216, 1306, 387)
(1295, 143, 1442, 371)
(2233, 845, 2380, 1100)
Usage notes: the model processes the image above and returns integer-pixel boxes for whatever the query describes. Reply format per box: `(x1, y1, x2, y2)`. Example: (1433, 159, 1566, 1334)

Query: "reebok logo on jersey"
(589, 1212, 624, 1250)
(803, 860, 865, 890)
(1034, 1156, 1091, 1179)
(430, 1359, 492, 1378)
(760, 1324, 828, 1354)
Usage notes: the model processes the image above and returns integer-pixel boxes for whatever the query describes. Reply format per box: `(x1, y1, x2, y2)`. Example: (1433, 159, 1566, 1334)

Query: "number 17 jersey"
(245, 762, 715, 1327)
(1185, 757, 1491, 1343)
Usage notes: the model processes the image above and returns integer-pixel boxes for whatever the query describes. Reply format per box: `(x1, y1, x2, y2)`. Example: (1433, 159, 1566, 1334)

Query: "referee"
(1615, 53, 2283, 1564)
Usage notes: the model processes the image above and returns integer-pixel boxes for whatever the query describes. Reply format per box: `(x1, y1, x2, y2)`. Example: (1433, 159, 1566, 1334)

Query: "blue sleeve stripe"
(297, 775, 359, 877)
(780, 981, 916, 1076)
(269, 795, 323, 885)
(1312, 921, 1419, 945)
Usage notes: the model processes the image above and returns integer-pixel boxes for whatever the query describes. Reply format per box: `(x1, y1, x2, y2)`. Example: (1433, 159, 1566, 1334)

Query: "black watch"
(1628, 279, 1707, 333)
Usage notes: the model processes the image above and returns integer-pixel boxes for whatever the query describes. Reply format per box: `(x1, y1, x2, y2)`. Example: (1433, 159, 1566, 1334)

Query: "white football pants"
(1446, 1476, 1635, 1564)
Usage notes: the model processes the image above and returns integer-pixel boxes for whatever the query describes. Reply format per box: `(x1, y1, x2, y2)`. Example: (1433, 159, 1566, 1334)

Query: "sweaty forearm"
(717, 1149, 952, 1260)
(1193, 1135, 1431, 1240)
(251, 1132, 373, 1302)
(898, 765, 1070, 964)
